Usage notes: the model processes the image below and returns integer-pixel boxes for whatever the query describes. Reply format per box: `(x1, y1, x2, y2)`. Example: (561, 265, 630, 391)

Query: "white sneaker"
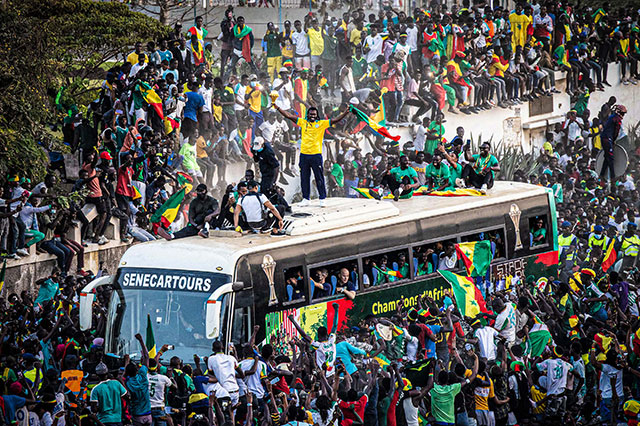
(455, 178, 465, 188)
(299, 198, 310, 207)
(16, 248, 29, 257)
(480, 184, 488, 194)
(98, 235, 109, 245)
(319, 199, 327, 208)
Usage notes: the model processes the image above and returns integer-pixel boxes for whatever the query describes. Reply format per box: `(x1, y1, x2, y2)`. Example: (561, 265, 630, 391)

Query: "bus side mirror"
(79, 276, 113, 331)
(205, 283, 235, 339)
(232, 281, 244, 291)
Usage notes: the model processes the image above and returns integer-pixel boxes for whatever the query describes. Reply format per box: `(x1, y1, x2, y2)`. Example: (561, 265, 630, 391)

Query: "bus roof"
(118, 181, 550, 273)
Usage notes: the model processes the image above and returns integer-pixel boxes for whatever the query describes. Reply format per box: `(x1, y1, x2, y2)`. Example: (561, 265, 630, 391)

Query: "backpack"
(167, 370, 190, 409)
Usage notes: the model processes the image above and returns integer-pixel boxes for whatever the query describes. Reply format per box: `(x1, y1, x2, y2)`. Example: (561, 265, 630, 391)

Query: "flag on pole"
(132, 185, 142, 200)
(150, 187, 186, 229)
(455, 241, 493, 277)
(438, 270, 489, 317)
(0, 259, 6, 296)
(348, 105, 400, 142)
(146, 314, 156, 358)
(602, 239, 617, 272)
(592, 8, 606, 24)
(137, 82, 164, 120)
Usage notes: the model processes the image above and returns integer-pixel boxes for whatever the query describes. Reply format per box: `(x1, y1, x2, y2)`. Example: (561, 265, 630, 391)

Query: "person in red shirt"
(115, 153, 135, 243)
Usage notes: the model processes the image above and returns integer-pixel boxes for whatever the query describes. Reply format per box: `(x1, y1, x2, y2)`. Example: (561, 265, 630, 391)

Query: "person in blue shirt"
(182, 81, 205, 141)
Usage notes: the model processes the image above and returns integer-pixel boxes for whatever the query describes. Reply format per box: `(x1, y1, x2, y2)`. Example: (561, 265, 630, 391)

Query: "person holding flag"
(224, 16, 258, 82)
(274, 103, 349, 207)
(187, 16, 208, 43)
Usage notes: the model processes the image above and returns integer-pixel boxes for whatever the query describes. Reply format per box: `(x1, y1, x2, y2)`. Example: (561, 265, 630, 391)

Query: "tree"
(0, 0, 169, 181)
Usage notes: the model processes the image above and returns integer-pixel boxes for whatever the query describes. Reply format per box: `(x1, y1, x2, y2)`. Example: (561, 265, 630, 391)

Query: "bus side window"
(413, 244, 439, 277)
(529, 216, 548, 248)
(362, 249, 410, 287)
(309, 259, 358, 301)
(460, 229, 506, 259)
(284, 267, 305, 302)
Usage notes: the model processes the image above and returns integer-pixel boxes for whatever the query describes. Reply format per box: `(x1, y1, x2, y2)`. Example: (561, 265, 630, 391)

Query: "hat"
(349, 97, 360, 105)
(92, 337, 104, 348)
(455, 51, 466, 58)
(8, 175, 19, 182)
(594, 225, 604, 232)
(568, 315, 579, 328)
(407, 307, 418, 322)
(581, 268, 596, 277)
(100, 151, 113, 160)
(399, 32, 408, 37)
(279, 67, 289, 73)
(22, 353, 35, 362)
(95, 362, 109, 375)
(249, 74, 258, 80)
(628, 222, 638, 228)
(252, 136, 265, 151)
(561, 221, 571, 227)
(9, 382, 23, 395)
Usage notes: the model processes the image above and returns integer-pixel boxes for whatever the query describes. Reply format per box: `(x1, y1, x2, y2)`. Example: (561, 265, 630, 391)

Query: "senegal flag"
(414, 187, 485, 197)
(0, 259, 5, 296)
(146, 314, 156, 358)
(455, 241, 493, 277)
(438, 270, 488, 317)
(602, 239, 617, 272)
(150, 187, 186, 229)
(137, 82, 164, 120)
(349, 105, 400, 142)
(374, 265, 404, 279)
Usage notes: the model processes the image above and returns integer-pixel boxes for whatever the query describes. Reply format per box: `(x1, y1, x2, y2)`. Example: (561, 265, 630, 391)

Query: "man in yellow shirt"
(349, 21, 365, 53)
(245, 74, 266, 134)
(307, 19, 325, 70)
(509, 4, 531, 51)
(127, 42, 148, 66)
(274, 105, 349, 207)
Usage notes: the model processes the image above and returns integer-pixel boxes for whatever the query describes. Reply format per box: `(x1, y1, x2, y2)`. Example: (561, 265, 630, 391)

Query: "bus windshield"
(106, 268, 232, 361)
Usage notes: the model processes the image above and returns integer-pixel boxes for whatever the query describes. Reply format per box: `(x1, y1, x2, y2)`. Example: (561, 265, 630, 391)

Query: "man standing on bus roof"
(274, 104, 350, 207)
(462, 142, 500, 194)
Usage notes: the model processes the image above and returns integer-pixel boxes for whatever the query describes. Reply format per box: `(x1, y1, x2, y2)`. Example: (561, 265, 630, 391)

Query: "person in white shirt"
(363, 25, 383, 64)
(233, 181, 285, 234)
(238, 346, 267, 400)
(272, 68, 294, 111)
(468, 321, 499, 361)
(147, 359, 176, 416)
(492, 298, 517, 344)
(288, 303, 340, 376)
(291, 20, 310, 69)
(198, 76, 215, 140)
(207, 340, 244, 405)
(129, 54, 148, 78)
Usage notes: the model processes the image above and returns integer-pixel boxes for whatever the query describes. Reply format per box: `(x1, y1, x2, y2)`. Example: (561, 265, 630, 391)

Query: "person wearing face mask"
(159, 184, 219, 240)
(251, 137, 280, 194)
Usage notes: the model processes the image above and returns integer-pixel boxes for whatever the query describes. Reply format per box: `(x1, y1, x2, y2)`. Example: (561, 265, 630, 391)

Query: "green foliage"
(0, 0, 169, 182)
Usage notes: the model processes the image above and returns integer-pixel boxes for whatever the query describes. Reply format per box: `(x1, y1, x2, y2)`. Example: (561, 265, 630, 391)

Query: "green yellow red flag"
(455, 240, 493, 277)
(438, 270, 489, 317)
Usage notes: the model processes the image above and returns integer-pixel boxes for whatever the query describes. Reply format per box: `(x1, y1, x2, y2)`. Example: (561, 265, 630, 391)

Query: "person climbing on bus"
(462, 142, 500, 194)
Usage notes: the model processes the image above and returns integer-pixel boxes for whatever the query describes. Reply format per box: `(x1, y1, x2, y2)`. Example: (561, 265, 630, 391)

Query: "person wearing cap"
(272, 67, 294, 112)
(90, 361, 128, 425)
(600, 104, 627, 188)
(587, 224, 607, 257)
(446, 51, 472, 112)
(233, 180, 285, 235)
(250, 136, 280, 194)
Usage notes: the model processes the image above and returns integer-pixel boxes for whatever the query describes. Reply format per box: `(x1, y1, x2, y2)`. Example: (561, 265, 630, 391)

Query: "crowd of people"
(4, 1, 640, 425)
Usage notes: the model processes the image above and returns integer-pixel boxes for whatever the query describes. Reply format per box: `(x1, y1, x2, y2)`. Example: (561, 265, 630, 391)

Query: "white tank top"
(340, 65, 355, 93)
(403, 397, 419, 426)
